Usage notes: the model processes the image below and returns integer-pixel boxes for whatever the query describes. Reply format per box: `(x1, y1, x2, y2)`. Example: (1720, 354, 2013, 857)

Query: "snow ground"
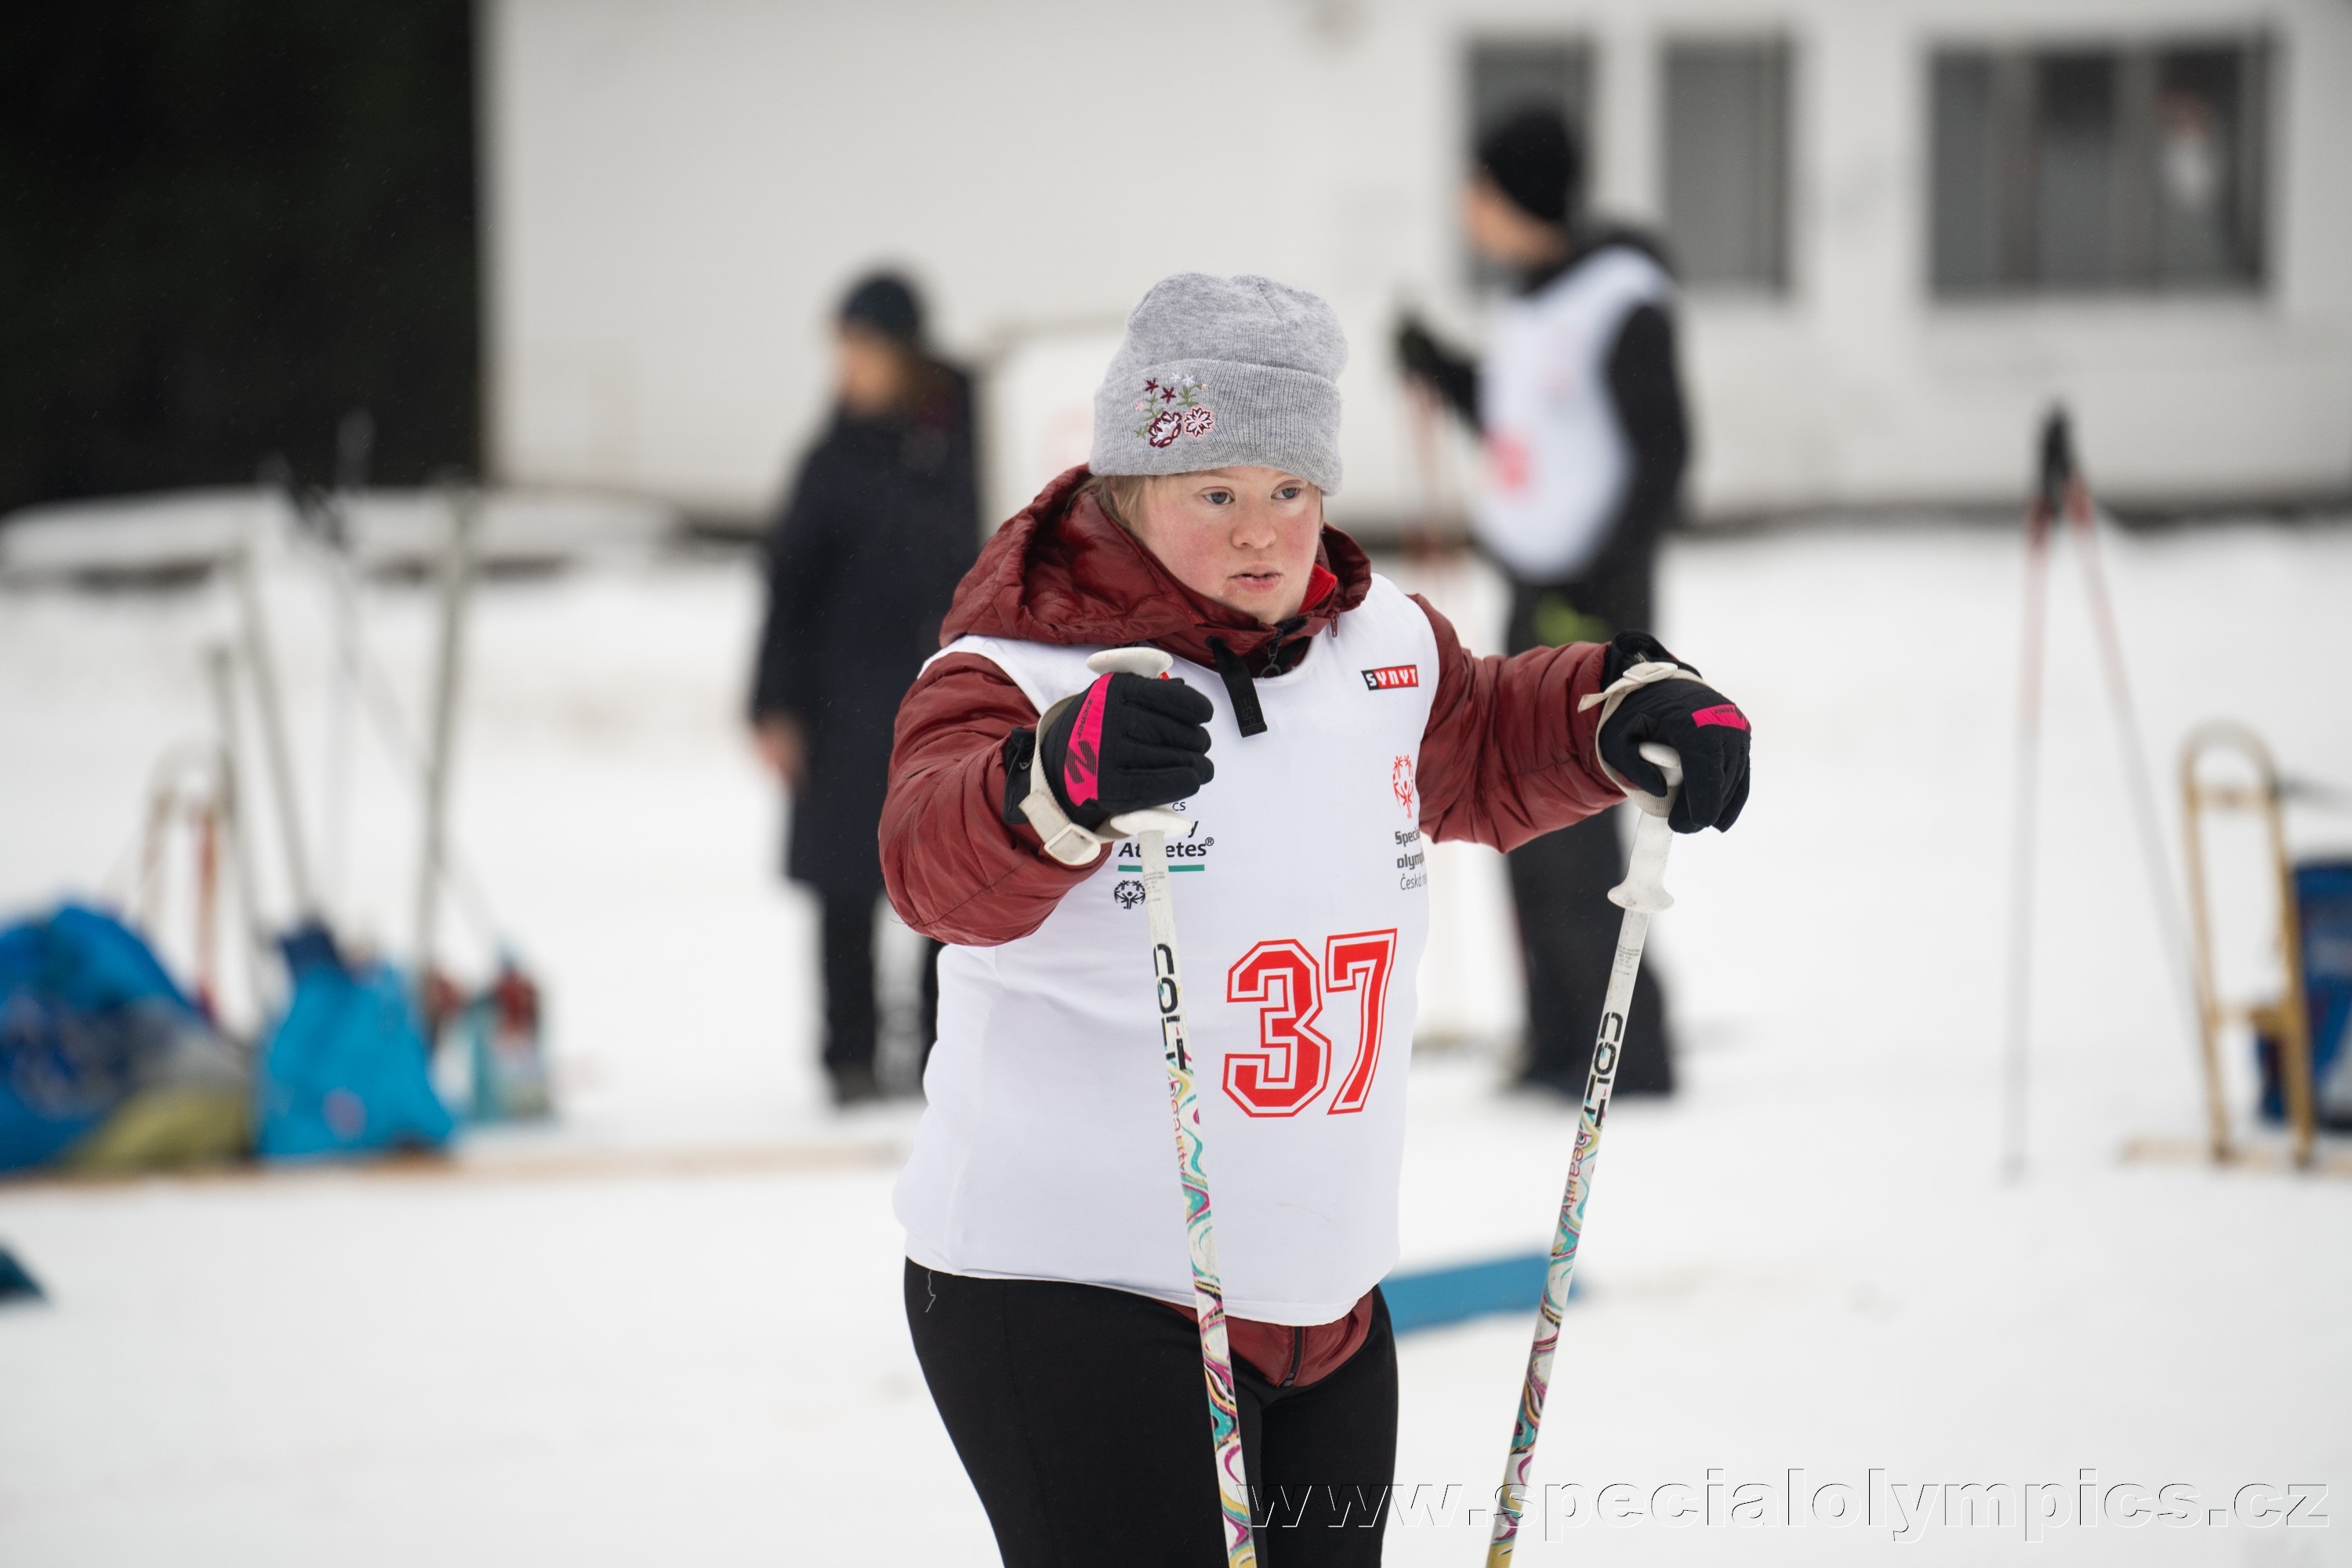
(2, 517, 2350, 1565)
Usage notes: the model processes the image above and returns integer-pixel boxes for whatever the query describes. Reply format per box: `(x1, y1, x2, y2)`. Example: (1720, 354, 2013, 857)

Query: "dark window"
(1929, 55, 2002, 291)
(2036, 53, 2121, 285)
(2155, 49, 2264, 285)
(1464, 39, 1593, 288)
(1929, 40, 2267, 296)
(1663, 39, 1792, 291)
(0, 5, 481, 514)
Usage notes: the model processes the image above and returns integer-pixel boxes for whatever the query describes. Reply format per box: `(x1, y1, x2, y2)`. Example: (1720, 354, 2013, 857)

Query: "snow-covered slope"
(2, 520, 2347, 1564)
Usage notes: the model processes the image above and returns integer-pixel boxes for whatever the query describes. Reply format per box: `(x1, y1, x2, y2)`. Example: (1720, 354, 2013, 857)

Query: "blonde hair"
(1079, 470, 1327, 535)
(1077, 472, 1159, 533)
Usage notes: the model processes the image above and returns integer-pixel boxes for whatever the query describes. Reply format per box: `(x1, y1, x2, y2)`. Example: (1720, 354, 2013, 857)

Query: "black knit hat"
(1477, 109, 1581, 226)
(838, 271, 924, 347)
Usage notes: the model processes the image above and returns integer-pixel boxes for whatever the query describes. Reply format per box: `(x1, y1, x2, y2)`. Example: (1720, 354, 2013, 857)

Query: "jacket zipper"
(1280, 1326, 1304, 1388)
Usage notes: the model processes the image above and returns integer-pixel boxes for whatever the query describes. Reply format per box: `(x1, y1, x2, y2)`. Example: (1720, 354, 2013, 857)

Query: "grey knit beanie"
(1090, 273, 1347, 494)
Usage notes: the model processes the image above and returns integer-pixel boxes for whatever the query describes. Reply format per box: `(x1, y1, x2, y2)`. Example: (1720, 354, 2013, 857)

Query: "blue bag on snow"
(0, 904, 210, 1171)
(2259, 860, 2352, 1131)
(255, 927, 453, 1160)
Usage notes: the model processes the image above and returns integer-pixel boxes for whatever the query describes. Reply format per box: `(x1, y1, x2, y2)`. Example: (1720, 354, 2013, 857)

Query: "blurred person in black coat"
(1396, 111, 1692, 1098)
(751, 274, 978, 1106)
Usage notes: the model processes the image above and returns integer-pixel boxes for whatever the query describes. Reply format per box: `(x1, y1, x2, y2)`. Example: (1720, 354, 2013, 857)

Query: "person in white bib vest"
(882, 273, 1749, 1567)
(1397, 107, 1693, 1102)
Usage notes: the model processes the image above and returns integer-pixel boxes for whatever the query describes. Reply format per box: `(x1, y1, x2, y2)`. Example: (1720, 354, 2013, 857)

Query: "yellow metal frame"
(2179, 723, 2316, 1168)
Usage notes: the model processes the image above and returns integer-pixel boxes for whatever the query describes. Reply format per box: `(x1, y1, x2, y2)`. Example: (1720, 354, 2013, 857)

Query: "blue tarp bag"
(2259, 861, 2352, 1130)
(0, 904, 202, 1171)
(255, 925, 453, 1160)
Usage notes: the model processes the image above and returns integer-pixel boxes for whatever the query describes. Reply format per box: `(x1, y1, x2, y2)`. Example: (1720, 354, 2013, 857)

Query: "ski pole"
(416, 483, 480, 1014)
(205, 644, 274, 1029)
(2050, 424, 2208, 1114)
(234, 529, 315, 917)
(1486, 742, 1683, 1567)
(1998, 416, 2063, 1181)
(1087, 645, 1256, 1568)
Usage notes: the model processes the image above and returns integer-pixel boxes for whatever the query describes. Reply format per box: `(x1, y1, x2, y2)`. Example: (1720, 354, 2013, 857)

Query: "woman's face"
(1463, 172, 1568, 267)
(835, 324, 911, 416)
(1127, 466, 1324, 625)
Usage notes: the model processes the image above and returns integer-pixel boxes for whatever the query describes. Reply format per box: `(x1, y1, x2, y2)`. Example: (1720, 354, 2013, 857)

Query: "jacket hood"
(940, 465, 1373, 673)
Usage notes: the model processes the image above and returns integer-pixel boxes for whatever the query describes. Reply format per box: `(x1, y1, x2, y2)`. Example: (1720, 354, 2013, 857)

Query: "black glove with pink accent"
(1595, 632, 1751, 834)
(1032, 671, 1215, 831)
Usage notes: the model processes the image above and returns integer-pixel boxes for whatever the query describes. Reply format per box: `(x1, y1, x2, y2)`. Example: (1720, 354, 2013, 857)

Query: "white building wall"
(485, 0, 2352, 522)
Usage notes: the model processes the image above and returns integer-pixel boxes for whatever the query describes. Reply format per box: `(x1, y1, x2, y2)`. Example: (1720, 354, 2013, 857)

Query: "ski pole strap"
(1576, 659, 1705, 808)
(1011, 694, 1120, 867)
(1011, 676, 1206, 866)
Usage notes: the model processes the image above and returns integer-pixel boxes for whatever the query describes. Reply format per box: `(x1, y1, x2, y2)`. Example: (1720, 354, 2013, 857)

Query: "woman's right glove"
(1592, 632, 1751, 834)
(1033, 671, 1215, 830)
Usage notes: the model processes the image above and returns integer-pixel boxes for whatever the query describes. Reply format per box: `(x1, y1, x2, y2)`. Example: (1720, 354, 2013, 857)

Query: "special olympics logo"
(1113, 879, 1145, 909)
(1392, 756, 1415, 818)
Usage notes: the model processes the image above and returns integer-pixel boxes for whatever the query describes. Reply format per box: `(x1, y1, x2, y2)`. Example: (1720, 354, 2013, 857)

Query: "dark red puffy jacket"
(880, 464, 1622, 1382)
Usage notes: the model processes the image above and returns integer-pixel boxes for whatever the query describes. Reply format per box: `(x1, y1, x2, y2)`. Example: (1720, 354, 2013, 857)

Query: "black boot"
(829, 1063, 884, 1107)
(821, 892, 881, 1109)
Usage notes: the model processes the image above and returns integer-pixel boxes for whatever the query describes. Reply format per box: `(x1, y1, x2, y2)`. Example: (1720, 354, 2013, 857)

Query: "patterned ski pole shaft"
(1142, 825, 1256, 1567)
(1089, 648, 1255, 1568)
(1486, 744, 1682, 1567)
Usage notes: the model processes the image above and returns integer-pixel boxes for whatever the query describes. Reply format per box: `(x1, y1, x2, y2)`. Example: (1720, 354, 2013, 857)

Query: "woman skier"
(881, 274, 1750, 1567)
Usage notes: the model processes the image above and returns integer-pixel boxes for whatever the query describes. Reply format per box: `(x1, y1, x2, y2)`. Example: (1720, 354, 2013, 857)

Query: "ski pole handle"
(1610, 742, 1680, 915)
(1087, 646, 1171, 679)
(1087, 648, 1192, 837)
(1623, 740, 1682, 817)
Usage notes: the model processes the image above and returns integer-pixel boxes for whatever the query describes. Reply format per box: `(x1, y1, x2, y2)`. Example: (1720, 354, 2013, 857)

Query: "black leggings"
(1507, 814, 1674, 1094)
(906, 1262, 1398, 1567)
(1503, 569, 1675, 1096)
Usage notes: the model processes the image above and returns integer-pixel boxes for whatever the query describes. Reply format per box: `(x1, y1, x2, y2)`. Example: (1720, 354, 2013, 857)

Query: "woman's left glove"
(1593, 633, 1751, 833)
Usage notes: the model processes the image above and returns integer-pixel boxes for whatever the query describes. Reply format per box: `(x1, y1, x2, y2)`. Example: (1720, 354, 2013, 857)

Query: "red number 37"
(1222, 930, 1399, 1118)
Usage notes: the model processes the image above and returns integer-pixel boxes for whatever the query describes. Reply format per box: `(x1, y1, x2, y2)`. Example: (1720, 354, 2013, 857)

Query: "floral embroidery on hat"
(1133, 376, 1213, 448)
